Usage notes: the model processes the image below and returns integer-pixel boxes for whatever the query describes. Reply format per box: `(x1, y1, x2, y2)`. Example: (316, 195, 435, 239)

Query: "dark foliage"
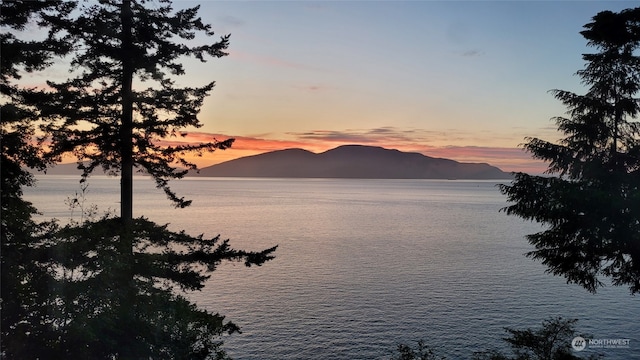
(389, 340, 446, 360)
(473, 318, 602, 360)
(31, 0, 234, 211)
(6, 216, 275, 359)
(2, 1, 277, 358)
(499, 8, 640, 294)
(1, 1, 76, 357)
(1, 0, 75, 196)
(391, 318, 601, 360)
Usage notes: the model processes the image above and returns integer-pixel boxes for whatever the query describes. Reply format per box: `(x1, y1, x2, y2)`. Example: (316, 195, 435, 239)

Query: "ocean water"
(23, 176, 639, 359)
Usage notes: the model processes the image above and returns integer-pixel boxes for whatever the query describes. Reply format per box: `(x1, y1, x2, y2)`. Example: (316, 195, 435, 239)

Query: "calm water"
(24, 176, 639, 359)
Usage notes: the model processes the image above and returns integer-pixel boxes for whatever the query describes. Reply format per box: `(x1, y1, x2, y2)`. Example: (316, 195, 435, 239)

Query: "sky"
(20, 0, 640, 174)
(167, 0, 639, 174)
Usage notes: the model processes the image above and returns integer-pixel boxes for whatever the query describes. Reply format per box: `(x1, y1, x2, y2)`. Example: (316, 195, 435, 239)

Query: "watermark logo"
(571, 336, 631, 351)
(588, 338, 631, 349)
(571, 336, 586, 351)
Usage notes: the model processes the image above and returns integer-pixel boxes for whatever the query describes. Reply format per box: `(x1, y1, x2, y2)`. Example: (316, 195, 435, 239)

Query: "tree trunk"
(120, 0, 134, 226)
(119, 1, 137, 358)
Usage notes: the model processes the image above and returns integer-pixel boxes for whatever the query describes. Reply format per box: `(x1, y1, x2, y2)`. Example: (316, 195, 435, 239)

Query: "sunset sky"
(170, 0, 637, 174)
(25, 1, 639, 174)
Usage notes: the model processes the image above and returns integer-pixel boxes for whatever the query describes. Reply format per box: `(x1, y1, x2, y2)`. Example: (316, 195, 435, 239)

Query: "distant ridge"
(191, 145, 512, 179)
(32, 163, 146, 176)
(33, 162, 86, 176)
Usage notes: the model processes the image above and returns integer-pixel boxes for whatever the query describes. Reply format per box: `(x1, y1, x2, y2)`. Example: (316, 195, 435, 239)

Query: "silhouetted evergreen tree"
(500, 8, 640, 294)
(35, 0, 233, 215)
(1, 0, 73, 208)
(37, 217, 274, 359)
(389, 340, 445, 360)
(391, 318, 601, 360)
(3, 1, 276, 358)
(472, 318, 601, 360)
(1, 2, 77, 357)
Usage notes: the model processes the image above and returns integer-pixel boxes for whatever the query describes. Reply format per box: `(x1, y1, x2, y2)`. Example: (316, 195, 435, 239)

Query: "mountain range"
(37, 145, 512, 179)
(192, 145, 512, 179)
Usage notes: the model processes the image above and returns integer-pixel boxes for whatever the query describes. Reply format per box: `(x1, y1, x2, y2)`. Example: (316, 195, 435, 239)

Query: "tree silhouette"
(35, 0, 233, 217)
(2, 1, 276, 358)
(500, 8, 640, 293)
(391, 318, 600, 360)
(1, 2, 76, 357)
(35, 217, 274, 359)
(472, 318, 601, 360)
(389, 340, 446, 360)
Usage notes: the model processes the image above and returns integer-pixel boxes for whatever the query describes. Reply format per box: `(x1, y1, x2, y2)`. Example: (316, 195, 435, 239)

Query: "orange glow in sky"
(20, 1, 638, 176)
(165, 1, 636, 176)
(172, 131, 548, 174)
